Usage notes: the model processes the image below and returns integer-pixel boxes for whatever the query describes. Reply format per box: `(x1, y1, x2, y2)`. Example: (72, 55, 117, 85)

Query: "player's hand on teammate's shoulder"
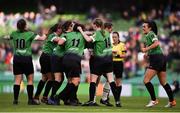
(77, 26, 83, 31)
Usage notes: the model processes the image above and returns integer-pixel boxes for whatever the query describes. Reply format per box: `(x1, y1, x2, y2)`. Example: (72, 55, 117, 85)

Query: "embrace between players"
(10, 18, 176, 108)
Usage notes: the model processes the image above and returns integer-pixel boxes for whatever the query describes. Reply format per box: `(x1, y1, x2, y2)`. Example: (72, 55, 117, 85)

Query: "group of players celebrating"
(10, 18, 176, 108)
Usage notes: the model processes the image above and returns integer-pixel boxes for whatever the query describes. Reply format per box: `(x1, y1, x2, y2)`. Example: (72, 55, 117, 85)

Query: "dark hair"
(73, 22, 85, 32)
(62, 20, 73, 32)
(113, 31, 120, 43)
(93, 18, 105, 37)
(104, 22, 113, 29)
(48, 23, 62, 35)
(144, 20, 158, 35)
(17, 19, 26, 32)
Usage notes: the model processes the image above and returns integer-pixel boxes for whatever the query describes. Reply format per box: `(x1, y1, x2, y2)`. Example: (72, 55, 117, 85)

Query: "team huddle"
(10, 18, 176, 108)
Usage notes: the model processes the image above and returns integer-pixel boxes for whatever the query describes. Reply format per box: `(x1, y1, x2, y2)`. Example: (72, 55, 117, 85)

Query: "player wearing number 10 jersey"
(10, 19, 46, 105)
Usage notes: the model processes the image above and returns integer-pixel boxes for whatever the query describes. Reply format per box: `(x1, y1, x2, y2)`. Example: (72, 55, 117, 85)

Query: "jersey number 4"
(72, 39, 80, 47)
(105, 38, 111, 48)
(16, 39, 25, 49)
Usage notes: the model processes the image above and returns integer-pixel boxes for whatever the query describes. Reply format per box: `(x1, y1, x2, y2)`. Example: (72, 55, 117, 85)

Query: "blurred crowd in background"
(0, 1, 180, 79)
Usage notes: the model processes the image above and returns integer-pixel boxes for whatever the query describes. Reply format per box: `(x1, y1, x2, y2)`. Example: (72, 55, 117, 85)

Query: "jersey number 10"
(16, 39, 25, 49)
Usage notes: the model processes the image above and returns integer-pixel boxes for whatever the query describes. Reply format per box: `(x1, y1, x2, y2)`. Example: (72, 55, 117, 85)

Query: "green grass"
(0, 93, 179, 112)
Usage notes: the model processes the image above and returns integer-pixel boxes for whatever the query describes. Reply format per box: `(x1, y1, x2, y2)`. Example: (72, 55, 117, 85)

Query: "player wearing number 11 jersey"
(52, 21, 85, 106)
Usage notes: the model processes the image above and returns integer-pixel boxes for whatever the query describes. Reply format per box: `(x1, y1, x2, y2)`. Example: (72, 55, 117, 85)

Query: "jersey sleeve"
(60, 34, 67, 41)
(51, 36, 59, 42)
(48, 34, 58, 42)
(150, 32, 158, 42)
(30, 31, 37, 40)
(93, 32, 101, 42)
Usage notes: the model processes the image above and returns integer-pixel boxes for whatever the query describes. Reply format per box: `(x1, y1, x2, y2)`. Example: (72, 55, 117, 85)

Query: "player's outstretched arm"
(34, 34, 47, 41)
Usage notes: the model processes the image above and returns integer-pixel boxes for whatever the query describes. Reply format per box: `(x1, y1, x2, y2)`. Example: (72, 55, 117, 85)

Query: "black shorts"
(13, 55, 34, 76)
(39, 52, 51, 74)
(113, 61, 123, 78)
(148, 54, 166, 72)
(62, 53, 82, 78)
(51, 54, 64, 73)
(90, 55, 113, 76)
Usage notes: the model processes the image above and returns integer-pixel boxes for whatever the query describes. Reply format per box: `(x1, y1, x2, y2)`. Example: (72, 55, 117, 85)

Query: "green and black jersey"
(53, 34, 65, 57)
(10, 30, 37, 56)
(92, 30, 112, 57)
(62, 32, 85, 56)
(42, 33, 58, 54)
(141, 31, 163, 55)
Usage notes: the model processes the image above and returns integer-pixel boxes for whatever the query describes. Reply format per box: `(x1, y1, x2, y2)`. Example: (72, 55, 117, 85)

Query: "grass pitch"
(0, 93, 179, 112)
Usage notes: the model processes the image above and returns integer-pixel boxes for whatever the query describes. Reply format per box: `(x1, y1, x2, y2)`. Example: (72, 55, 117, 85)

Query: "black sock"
(34, 80, 46, 98)
(163, 83, 174, 102)
(13, 85, 20, 101)
(27, 85, 34, 100)
(109, 82, 118, 102)
(58, 83, 69, 100)
(58, 83, 73, 101)
(43, 80, 53, 97)
(74, 85, 79, 100)
(70, 84, 77, 101)
(50, 81, 63, 99)
(145, 82, 156, 101)
(117, 86, 122, 101)
(89, 82, 96, 101)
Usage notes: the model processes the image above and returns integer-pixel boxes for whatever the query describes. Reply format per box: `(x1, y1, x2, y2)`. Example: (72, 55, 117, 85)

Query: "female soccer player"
(52, 21, 86, 106)
(47, 25, 66, 105)
(34, 23, 63, 104)
(141, 20, 176, 107)
(95, 22, 113, 106)
(10, 19, 46, 105)
(79, 18, 119, 106)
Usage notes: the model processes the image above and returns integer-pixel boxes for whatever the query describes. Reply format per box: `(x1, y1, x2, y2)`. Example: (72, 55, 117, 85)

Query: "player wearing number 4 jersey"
(141, 20, 176, 108)
(10, 19, 46, 105)
(78, 18, 119, 107)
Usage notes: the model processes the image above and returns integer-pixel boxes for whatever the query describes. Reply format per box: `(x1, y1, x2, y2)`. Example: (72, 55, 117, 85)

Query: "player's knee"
(42, 76, 48, 81)
(14, 80, 21, 85)
(116, 81, 121, 86)
(71, 78, 80, 86)
(72, 81, 79, 86)
(55, 76, 62, 82)
(55, 78, 61, 82)
(27, 81, 33, 85)
(115, 78, 122, 86)
(160, 81, 166, 86)
(143, 79, 149, 84)
(48, 75, 55, 81)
